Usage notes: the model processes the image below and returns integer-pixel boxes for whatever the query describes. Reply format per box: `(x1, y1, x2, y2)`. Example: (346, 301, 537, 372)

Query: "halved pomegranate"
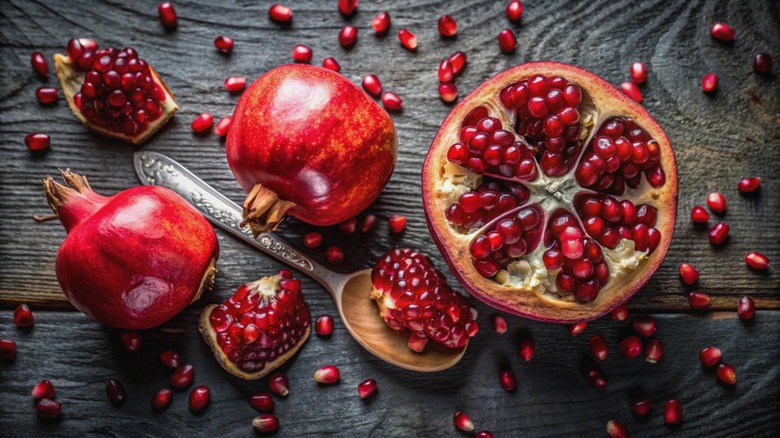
(199, 270, 310, 379)
(54, 38, 178, 144)
(422, 62, 677, 322)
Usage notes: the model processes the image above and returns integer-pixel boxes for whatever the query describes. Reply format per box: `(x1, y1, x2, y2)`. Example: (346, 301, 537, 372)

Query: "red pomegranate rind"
(199, 270, 311, 380)
(422, 62, 678, 323)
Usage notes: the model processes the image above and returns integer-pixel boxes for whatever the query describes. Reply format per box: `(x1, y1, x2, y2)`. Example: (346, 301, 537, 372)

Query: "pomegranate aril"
(631, 397, 653, 417)
(691, 205, 709, 223)
(361, 214, 378, 233)
(106, 379, 126, 407)
(326, 246, 344, 264)
(506, 1, 523, 21)
(632, 316, 655, 337)
(357, 378, 377, 399)
(339, 26, 358, 48)
(519, 339, 535, 361)
(31, 51, 49, 80)
(745, 252, 769, 270)
(581, 362, 607, 389)
(388, 214, 406, 233)
(497, 29, 517, 54)
(702, 73, 717, 92)
(737, 296, 755, 320)
(191, 113, 213, 134)
(158, 2, 177, 28)
(36, 399, 61, 419)
(302, 232, 322, 249)
(630, 62, 647, 84)
(214, 36, 234, 54)
(214, 116, 232, 137)
(32, 379, 55, 399)
(645, 338, 663, 363)
(716, 363, 736, 385)
(292, 45, 313, 63)
(322, 57, 341, 72)
(382, 92, 403, 111)
(589, 335, 608, 361)
(249, 392, 275, 412)
(753, 53, 772, 74)
(476, 431, 494, 438)
(568, 322, 587, 335)
(606, 420, 629, 438)
(688, 291, 711, 309)
(339, 218, 358, 234)
(253, 414, 280, 433)
(737, 177, 760, 194)
(35, 87, 58, 105)
(13, 304, 34, 327)
(499, 368, 518, 392)
(160, 350, 180, 369)
(448, 51, 467, 75)
(453, 411, 475, 432)
(439, 60, 454, 83)
(710, 22, 735, 42)
(170, 364, 195, 388)
(438, 15, 457, 37)
(269, 373, 289, 397)
(224, 76, 246, 93)
(268, 4, 292, 23)
(151, 388, 173, 411)
(708, 222, 729, 245)
(314, 365, 340, 384)
(707, 192, 726, 213)
(362, 74, 382, 98)
(619, 335, 642, 358)
(398, 29, 417, 51)
(611, 305, 629, 321)
(338, 0, 358, 16)
(439, 82, 458, 103)
(679, 262, 699, 285)
(315, 315, 334, 336)
(25, 133, 51, 151)
(493, 315, 507, 334)
(620, 82, 643, 102)
(188, 385, 210, 412)
(371, 12, 391, 34)
(664, 400, 683, 425)
(0, 339, 17, 362)
(699, 347, 721, 367)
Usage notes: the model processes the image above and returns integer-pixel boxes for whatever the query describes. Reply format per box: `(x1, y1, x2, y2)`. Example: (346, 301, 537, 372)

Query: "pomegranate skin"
(46, 172, 219, 330)
(227, 64, 397, 234)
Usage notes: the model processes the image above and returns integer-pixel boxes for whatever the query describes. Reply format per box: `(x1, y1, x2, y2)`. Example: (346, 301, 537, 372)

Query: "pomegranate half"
(422, 62, 677, 322)
(226, 64, 397, 236)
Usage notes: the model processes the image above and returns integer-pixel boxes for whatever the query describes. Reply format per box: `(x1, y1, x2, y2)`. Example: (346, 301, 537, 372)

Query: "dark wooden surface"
(1, 0, 778, 436)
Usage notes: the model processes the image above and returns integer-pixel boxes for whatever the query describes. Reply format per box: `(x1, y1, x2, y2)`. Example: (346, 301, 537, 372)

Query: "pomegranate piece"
(121, 331, 141, 352)
(398, 29, 418, 51)
(152, 388, 173, 411)
(13, 304, 34, 327)
(702, 73, 717, 92)
(506, 1, 523, 21)
(498, 29, 517, 54)
(606, 420, 629, 438)
(589, 335, 608, 361)
(645, 338, 663, 363)
(619, 335, 642, 358)
(0, 339, 17, 362)
(338, 0, 358, 16)
(214, 116, 232, 137)
(362, 74, 382, 98)
(326, 246, 344, 264)
(249, 392, 275, 411)
(679, 262, 699, 285)
(611, 305, 628, 321)
(745, 252, 769, 270)
(188, 385, 210, 412)
(32, 379, 56, 399)
(36, 87, 58, 104)
(106, 379, 126, 407)
(493, 315, 508, 333)
(268, 4, 292, 23)
(439, 82, 458, 102)
(214, 36, 234, 54)
(707, 192, 726, 212)
(361, 214, 378, 233)
(357, 378, 378, 399)
(663, 400, 683, 425)
(268, 373, 289, 397)
(370, 248, 478, 352)
(630, 397, 653, 417)
(315, 315, 334, 336)
(710, 22, 734, 41)
(31, 51, 49, 80)
(699, 347, 721, 367)
(568, 322, 587, 335)
(630, 62, 647, 84)
(691, 205, 709, 223)
(25, 133, 51, 151)
(737, 296, 755, 320)
(716, 363, 736, 385)
(314, 365, 340, 384)
(199, 270, 310, 379)
(371, 12, 391, 34)
(158, 3, 177, 28)
(499, 368, 518, 392)
(632, 316, 655, 337)
(160, 350, 180, 369)
(708, 222, 729, 245)
(36, 399, 62, 419)
(382, 92, 403, 111)
(292, 45, 312, 63)
(438, 15, 457, 37)
(225, 76, 246, 93)
(737, 177, 760, 194)
(339, 26, 358, 48)
(388, 214, 407, 233)
(688, 291, 711, 309)
(620, 81, 643, 102)
(753, 53, 772, 74)
(453, 411, 475, 432)
(170, 364, 195, 388)
(322, 57, 340, 72)
(302, 232, 322, 249)
(253, 414, 280, 432)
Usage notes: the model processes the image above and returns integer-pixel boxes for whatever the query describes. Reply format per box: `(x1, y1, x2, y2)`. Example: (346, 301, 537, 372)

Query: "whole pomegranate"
(226, 64, 397, 236)
(199, 270, 311, 379)
(422, 62, 678, 323)
(44, 170, 219, 329)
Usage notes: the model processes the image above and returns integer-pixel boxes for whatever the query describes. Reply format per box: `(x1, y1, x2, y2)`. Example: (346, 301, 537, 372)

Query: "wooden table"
(1, 0, 778, 436)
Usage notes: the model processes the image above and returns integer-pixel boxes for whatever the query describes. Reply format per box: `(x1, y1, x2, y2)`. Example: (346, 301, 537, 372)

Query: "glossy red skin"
(56, 186, 219, 329)
(226, 64, 397, 226)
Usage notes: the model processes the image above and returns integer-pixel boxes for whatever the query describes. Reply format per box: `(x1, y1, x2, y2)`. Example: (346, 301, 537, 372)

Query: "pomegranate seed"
(688, 291, 711, 309)
(611, 305, 628, 321)
(710, 22, 735, 42)
(691, 205, 710, 223)
(497, 29, 517, 54)
(753, 53, 772, 74)
(708, 222, 729, 245)
(25, 133, 51, 151)
(302, 232, 322, 249)
(151, 388, 173, 411)
(31, 51, 49, 80)
(36, 399, 61, 419)
(253, 414, 280, 433)
(381, 92, 403, 111)
(737, 177, 761, 194)
(716, 363, 736, 385)
(476, 431, 494, 438)
(32, 379, 55, 399)
(371, 12, 391, 34)
(388, 214, 406, 233)
(398, 29, 417, 51)
(170, 364, 195, 388)
(191, 113, 214, 134)
(292, 45, 313, 63)
(492, 315, 507, 333)
(338, 0, 358, 16)
(630, 62, 647, 84)
(159, 350, 180, 369)
(679, 262, 699, 285)
(630, 397, 653, 417)
(499, 368, 518, 392)
(519, 339, 535, 361)
(581, 362, 607, 389)
(699, 347, 721, 367)
(737, 296, 755, 320)
(707, 192, 726, 212)
(13, 304, 34, 327)
(339, 26, 358, 48)
(314, 365, 340, 384)
(439, 60, 454, 82)
(214, 116, 232, 137)
(249, 392, 275, 412)
(606, 420, 629, 438)
(361, 214, 378, 233)
(268, 4, 292, 23)
(438, 15, 457, 37)
(214, 36, 234, 54)
(439, 82, 458, 103)
(702, 73, 717, 92)
(0, 339, 17, 362)
(357, 378, 378, 399)
(645, 338, 663, 363)
(322, 57, 341, 72)
(632, 316, 656, 337)
(745, 252, 769, 270)
(106, 379, 126, 407)
(188, 385, 210, 412)
(362, 74, 382, 98)
(619, 336, 642, 358)
(568, 322, 587, 335)
(224, 76, 246, 93)
(448, 51, 467, 75)
(268, 373, 289, 397)
(589, 335, 608, 361)
(339, 218, 358, 234)
(315, 315, 334, 336)
(664, 400, 683, 425)
(506, 1, 523, 21)
(326, 246, 344, 264)
(120, 332, 141, 352)
(453, 411, 475, 432)
(158, 2, 177, 29)
(620, 82, 643, 102)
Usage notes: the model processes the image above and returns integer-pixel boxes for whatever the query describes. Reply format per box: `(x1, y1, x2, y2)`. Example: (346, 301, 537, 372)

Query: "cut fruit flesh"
(423, 62, 677, 322)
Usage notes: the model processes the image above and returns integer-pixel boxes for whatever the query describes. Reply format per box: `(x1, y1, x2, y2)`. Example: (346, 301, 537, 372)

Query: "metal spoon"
(133, 152, 465, 372)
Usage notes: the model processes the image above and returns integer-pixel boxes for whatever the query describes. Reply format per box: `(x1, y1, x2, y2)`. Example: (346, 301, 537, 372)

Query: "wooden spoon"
(133, 152, 466, 372)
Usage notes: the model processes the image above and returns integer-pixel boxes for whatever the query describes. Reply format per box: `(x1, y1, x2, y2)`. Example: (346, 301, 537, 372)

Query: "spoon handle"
(133, 152, 344, 293)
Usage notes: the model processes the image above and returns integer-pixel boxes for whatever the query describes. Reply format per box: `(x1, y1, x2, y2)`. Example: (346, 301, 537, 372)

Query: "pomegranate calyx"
(43, 170, 110, 232)
(241, 183, 297, 237)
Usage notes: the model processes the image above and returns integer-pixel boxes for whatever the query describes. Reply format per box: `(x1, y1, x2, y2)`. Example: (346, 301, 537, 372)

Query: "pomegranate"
(370, 248, 478, 352)
(0, 339, 17, 362)
(358, 378, 378, 399)
(152, 388, 173, 411)
(422, 62, 677, 322)
(44, 170, 218, 329)
(313, 365, 340, 384)
(226, 65, 397, 236)
(253, 414, 280, 432)
(54, 39, 178, 144)
(171, 364, 195, 389)
(249, 392, 275, 411)
(199, 270, 311, 379)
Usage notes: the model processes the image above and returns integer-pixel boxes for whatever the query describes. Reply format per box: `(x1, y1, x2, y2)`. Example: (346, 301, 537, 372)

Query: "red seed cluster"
(469, 205, 544, 278)
(576, 194, 660, 252)
(446, 179, 530, 229)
